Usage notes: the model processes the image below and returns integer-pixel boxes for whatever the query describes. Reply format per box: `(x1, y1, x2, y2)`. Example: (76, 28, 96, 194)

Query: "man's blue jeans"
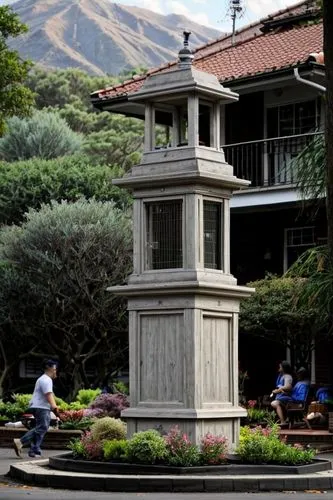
(20, 408, 51, 453)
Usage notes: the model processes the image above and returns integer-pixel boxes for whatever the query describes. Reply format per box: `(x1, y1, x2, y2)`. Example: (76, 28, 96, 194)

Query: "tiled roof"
(195, 23, 323, 82)
(92, 1, 323, 101)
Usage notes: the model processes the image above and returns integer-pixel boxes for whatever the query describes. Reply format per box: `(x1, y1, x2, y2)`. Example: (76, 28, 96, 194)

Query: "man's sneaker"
(13, 438, 23, 457)
(28, 450, 42, 458)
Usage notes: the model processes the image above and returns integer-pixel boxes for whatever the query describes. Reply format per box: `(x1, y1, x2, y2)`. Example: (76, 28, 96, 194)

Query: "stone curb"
(9, 460, 333, 492)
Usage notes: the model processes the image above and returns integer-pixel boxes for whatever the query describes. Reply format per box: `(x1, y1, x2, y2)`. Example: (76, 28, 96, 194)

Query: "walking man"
(13, 359, 59, 458)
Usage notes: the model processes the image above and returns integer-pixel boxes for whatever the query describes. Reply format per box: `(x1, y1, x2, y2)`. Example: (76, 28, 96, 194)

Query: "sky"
(0, 0, 302, 31)
(112, 0, 302, 31)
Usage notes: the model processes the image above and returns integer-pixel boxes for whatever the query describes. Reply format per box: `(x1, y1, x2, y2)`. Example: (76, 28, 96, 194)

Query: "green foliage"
(293, 133, 325, 207)
(126, 430, 167, 465)
(113, 381, 129, 395)
(237, 425, 315, 465)
(286, 245, 333, 332)
(68, 437, 87, 459)
(83, 130, 142, 171)
(103, 439, 128, 461)
(0, 401, 22, 420)
(60, 417, 94, 431)
(0, 110, 82, 162)
(164, 426, 201, 467)
(0, 200, 132, 399)
(0, 6, 35, 135)
(76, 388, 101, 406)
(90, 417, 127, 442)
(12, 393, 32, 412)
(247, 408, 273, 424)
(239, 275, 319, 364)
(0, 154, 131, 225)
(24, 67, 145, 171)
(55, 397, 70, 411)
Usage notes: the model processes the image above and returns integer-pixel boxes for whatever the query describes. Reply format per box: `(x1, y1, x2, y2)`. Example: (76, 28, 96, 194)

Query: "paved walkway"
(2, 447, 333, 493)
(0, 447, 66, 478)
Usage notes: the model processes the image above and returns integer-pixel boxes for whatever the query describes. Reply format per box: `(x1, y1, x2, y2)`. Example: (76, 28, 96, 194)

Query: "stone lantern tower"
(109, 32, 254, 447)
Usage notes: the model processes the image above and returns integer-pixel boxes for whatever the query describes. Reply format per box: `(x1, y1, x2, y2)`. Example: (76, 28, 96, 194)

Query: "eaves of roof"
(90, 2, 323, 105)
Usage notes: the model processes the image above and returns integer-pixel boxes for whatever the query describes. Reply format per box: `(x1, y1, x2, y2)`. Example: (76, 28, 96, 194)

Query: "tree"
(0, 110, 82, 161)
(0, 6, 35, 135)
(0, 154, 132, 225)
(0, 200, 132, 399)
(239, 275, 320, 368)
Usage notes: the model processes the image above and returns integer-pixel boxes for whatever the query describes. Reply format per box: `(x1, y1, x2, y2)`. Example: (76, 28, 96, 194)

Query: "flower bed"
(64, 421, 326, 473)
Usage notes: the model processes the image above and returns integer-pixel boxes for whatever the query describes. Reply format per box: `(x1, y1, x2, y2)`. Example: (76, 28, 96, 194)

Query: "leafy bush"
(60, 417, 94, 431)
(0, 401, 22, 420)
(90, 417, 126, 442)
(164, 426, 201, 467)
(0, 110, 82, 162)
(76, 388, 101, 406)
(103, 439, 128, 461)
(0, 155, 131, 226)
(12, 393, 33, 412)
(89, 393, 130, 418)
(55, 397, 70, 411)
(78, 431, 103, 460)
(113, 381, 129, 395)
(126, 430, 167, 465)
(236, 424, 315, 465)
(68, 437, 86, 458)
(66, 402, 87, 411)
(201, 433, 228, 465)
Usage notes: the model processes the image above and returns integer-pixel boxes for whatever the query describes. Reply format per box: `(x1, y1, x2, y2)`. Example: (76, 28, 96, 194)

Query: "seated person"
(315, 386, 333, 403)
(271, 360, 293, 399)
(271, 367, 310, 425)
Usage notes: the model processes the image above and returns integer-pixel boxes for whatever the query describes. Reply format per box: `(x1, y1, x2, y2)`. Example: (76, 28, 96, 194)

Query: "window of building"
(284, 226, 316, 271)
(267, 99, 320, 138)
(145, 200, 183, 270)
(203, 200, 223, 269)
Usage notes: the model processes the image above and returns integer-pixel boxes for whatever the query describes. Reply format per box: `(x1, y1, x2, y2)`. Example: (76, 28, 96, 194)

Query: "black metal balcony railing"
(222, 132, 323, 188)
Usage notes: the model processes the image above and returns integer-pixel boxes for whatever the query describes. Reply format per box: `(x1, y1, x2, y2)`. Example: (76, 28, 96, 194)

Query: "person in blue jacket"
(271, 366, 310, 425)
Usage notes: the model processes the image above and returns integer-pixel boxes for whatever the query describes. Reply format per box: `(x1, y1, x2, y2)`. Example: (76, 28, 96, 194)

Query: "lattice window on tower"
(203, 200, 223, 270)
(145, 200, 183, 270)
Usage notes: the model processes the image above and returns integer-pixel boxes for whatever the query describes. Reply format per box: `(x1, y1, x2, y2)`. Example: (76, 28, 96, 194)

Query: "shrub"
(79, 431, 103, 460)
(236, 424, 315, 465)
(90, 417, 126, 442)
(66, 402, 86, 411)
(103, 439, 128, 461)
(12, 393, 33, 412)
(113, 381, 129, 395)
(83, 408, 104, 418)
(89, 393, 129, 418)
(164, 426, 201, 467)
(76, 388, 101, 406)
(55, 397, 70, 411)
(59, 410, 85, 422)
(68, 438, 86, 458)
(126, 430, 167, 465)
(0, 401, 22, 420)
(0, 110, 82, 162)
(60, 417, 94, 431)
(201, 433, 228, 465)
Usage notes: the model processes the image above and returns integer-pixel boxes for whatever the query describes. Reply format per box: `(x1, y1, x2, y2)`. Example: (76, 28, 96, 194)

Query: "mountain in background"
(6, 0, 222, 75)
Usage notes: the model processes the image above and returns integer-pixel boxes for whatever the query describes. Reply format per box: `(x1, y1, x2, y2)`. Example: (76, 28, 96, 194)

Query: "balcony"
(223, 132, 323, 189)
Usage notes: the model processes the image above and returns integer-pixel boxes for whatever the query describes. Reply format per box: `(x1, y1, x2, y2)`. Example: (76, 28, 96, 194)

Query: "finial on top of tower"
(178, 30, 194, 67)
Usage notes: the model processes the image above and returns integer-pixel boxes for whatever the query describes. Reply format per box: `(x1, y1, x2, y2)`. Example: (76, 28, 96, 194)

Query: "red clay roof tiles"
(92, 1, 323, 101)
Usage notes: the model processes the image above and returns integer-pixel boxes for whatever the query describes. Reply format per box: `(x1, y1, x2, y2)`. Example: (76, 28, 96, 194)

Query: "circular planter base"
(9, 455, 333, 493)
(49, 453, 332, 476)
